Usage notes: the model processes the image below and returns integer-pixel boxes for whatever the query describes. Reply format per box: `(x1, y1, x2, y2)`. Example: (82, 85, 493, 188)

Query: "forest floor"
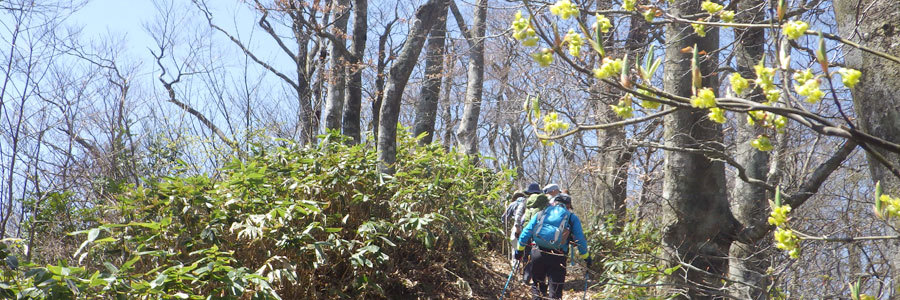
(462, 250, 603, 300)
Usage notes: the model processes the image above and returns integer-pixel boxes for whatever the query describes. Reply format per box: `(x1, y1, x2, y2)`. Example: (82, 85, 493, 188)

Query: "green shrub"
(585, 213, 672, 299)
(0, 131, 513, 299)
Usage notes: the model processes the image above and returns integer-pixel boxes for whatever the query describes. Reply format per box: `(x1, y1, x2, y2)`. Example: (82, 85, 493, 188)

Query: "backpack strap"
(534, 209, 546, 230)
(552, 208, 572, 246)
(532, 207, 549, 241)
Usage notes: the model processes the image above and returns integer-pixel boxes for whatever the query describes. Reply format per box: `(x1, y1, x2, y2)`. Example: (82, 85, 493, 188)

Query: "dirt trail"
(467, 251, 601, 300)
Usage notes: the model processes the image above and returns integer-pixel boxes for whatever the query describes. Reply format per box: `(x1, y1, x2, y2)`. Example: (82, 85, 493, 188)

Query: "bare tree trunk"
(508, 124, 524, 178)
(833, 1, 900, 296)
(593, 6, 645, 222)
(377, 0, 445, 172)
(371, 19, 396, 141)
(661, 0, 737, 297)
(322, 0, 351, 132)
(342, 0, 367, 143)
(593, 113, 631, 221)
(412, 2, 448, 145)
(727, 0, 772, 298)
(453, 0, 487, 156)
(441, 55, 455, 150)
(297, 10, 320, 145)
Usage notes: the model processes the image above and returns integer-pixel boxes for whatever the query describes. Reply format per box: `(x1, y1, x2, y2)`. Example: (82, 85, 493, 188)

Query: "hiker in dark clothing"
(502, 183, 542, 252)
(514, 193, 591, 300)
(515, 184, 550, 283)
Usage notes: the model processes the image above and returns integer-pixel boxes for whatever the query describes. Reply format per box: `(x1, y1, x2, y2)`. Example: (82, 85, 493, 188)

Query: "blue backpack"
(532, 203, 572, 250)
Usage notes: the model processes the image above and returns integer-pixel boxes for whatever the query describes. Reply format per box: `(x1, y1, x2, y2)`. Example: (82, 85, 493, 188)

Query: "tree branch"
(193, 0, 300, 90)
(785, 140, 858, 207)
(449, 0, 473, 45)
(151, 48, 244, 156)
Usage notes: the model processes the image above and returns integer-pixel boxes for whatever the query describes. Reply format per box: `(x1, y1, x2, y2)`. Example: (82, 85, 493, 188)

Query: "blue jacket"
(517, 205, 590, 260)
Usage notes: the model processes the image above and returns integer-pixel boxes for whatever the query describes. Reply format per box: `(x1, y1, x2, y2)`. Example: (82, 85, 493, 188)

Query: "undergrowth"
(0, 131, 513, 299)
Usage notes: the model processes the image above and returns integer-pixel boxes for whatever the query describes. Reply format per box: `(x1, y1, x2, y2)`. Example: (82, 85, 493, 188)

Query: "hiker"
(502, 184, 538, 261)
(513, 183, 550, 283)
(502, 190, 527, 229)
(543, 183, 562, 200)
(553, 188, 574, 210)
(514, 193, 591, 300)
(510, 183, 544, 239)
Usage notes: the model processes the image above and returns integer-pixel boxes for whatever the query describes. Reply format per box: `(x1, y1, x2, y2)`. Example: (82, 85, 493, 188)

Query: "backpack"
(531, 203, 572, 250)
(502, 197, 524, 224)
(520, 193, 549, 227)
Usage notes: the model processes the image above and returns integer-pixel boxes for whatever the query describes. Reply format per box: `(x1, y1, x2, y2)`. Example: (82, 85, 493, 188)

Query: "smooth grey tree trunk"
(727, 0, 772, 298)
(454, 0, 487, 156)
(342, 0, 367, 143)
(833, 1, 900, 296)
(377, 0, 445, 172)
(322, 0, 351, 132)
(662, 0, 738, 297)
(412, 2, 448, 145)
(295, 21, 314, 145)
(593, 5, 645, 222)
(440, 57, 455, 150)
(371, 19, 396, 141)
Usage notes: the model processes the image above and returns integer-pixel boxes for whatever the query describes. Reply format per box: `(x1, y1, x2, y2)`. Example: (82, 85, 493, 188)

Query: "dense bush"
(584, 214, 672, 299)
(0, 132, 513, 299)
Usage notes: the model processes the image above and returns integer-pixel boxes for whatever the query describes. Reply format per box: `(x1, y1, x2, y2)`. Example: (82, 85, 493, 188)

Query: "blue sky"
(70, 0, 157, 52)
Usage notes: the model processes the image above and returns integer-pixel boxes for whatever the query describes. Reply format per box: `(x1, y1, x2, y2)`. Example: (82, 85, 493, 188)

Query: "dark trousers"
(521, 245, 533, 283)
(529, 247, 567, 300)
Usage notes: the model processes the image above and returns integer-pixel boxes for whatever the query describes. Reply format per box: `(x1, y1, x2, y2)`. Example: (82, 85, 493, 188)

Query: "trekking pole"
(582, 266, 589, 300)
(500, 259, 521, 300)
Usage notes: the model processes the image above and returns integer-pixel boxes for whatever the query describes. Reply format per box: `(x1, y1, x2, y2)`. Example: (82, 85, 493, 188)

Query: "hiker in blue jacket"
(514, 193, 591, 300)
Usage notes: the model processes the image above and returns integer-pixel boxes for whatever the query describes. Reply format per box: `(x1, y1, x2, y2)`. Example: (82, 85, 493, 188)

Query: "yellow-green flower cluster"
(793, 69, 824, 103)
(774, 227, 800, 259)
(770, 189, 800, 259)
(691, 88, 716, 108)
(593, 57, 623, 79)
(877, 194, 900, 219)
(754, 64, 776, 91)
(550, 0, 579, 20)
(855, 294, 876, 300)
(541, 112, 570, 133)
(793, 68, 814, 83)
(720, 10, 735, 23)
(610, 95, 634, 118)
(764, 89, 781, 104)
(746, 111, 765, 126)
(564, 29, 584, 57)
(750, 135, 773, 151)
(773, 115, 787, 129)
(838, 68, 862, 88)
(638, 88, 661, 109)
(532, 48, 554, 67)
(623, 0, 636, 11)
(708, 107, 726, 123)
(594, 14, 612, 33)
(642, 100, 661, 109)
(768, 204, 791, 227)
(747, 111, 786, 130)
(730, 73, 749, 95)
(873, 181, 900, 220)
(642, 9, 655, 22)
(782, 20, 809, 40)
(692, 22, 707, 37)
(699, 1, 734, 24)
(511, 11, 539, 46)
(753, 62, 781, 104)
(701, 0, 724, 14)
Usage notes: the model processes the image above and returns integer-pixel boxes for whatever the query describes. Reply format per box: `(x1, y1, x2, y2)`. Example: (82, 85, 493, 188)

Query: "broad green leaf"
(150, 273, 167, 290)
